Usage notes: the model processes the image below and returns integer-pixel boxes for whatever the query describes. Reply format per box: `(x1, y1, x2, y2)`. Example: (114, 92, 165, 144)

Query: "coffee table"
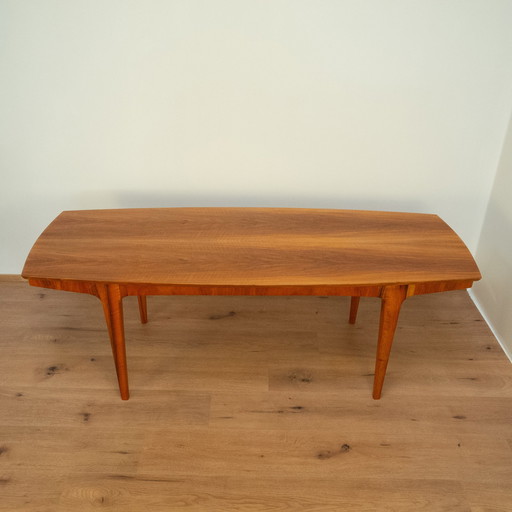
(22, 207, 481, 400)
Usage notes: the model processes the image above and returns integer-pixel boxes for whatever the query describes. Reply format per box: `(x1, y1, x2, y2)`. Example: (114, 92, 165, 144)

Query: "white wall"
(471, 112, 512, 358)
(2, 0, 512, 273)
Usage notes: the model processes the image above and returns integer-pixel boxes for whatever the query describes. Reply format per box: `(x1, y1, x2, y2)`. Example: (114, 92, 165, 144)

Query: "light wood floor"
(1, 278, 511, 511)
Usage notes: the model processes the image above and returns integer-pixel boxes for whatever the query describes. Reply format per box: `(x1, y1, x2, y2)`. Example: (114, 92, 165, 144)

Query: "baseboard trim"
(469, 289, 512, 364)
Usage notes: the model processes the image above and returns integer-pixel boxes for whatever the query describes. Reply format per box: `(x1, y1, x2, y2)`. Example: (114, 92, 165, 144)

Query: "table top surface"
(22, 207, 481, 288)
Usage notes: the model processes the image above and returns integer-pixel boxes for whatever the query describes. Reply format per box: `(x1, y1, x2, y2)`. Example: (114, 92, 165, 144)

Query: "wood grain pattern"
(1, 282, 511, 511)
(22, 208, 480, 287)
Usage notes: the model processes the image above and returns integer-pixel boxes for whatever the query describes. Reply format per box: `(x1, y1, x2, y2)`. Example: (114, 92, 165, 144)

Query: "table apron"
(27, 277, 475, 299)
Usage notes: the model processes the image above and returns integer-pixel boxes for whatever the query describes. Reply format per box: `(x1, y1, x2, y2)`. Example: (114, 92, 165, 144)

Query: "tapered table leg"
(349, 296, 360, 324)
(137, 295, 148, 324)
(373, 285, 407, 399)
(98, 286, 114, 354)
(97, 284, 130, 400)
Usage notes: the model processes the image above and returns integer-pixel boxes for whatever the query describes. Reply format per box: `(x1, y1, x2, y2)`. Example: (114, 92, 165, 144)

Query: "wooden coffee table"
(22, 207, 481, 400)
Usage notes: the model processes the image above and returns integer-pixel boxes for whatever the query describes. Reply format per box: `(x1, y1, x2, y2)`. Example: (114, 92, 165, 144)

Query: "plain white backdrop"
(1, 1, 512, 350)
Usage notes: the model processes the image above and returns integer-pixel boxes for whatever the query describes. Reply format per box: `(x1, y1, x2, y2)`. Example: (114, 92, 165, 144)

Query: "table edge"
(24, 276, 478, 299)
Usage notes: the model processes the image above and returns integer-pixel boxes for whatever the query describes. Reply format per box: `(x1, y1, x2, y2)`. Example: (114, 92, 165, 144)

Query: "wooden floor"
(1, 278, 511, 511)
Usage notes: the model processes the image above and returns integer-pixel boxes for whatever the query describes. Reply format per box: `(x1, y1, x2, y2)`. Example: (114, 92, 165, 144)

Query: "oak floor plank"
(0, 387, 210, 428)
(139, 427, 477, 480)
(0, 473, 472, 511)
(462, 482, 512, 512)
(0, 426, 144, 473)
(209, 392, 512, 436)
(1, 280, 511, 511)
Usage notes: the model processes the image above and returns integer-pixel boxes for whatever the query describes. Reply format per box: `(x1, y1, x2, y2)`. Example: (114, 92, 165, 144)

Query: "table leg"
(137, 295, 148, 324)
(97, 284, 130, 400)
(98, 288, 114, 355)
(349, 296, 360, 324)
(373, 285, 407, 399)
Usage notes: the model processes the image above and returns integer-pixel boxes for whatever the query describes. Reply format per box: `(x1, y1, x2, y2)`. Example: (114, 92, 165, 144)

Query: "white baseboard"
(468, 289, 512, 363)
